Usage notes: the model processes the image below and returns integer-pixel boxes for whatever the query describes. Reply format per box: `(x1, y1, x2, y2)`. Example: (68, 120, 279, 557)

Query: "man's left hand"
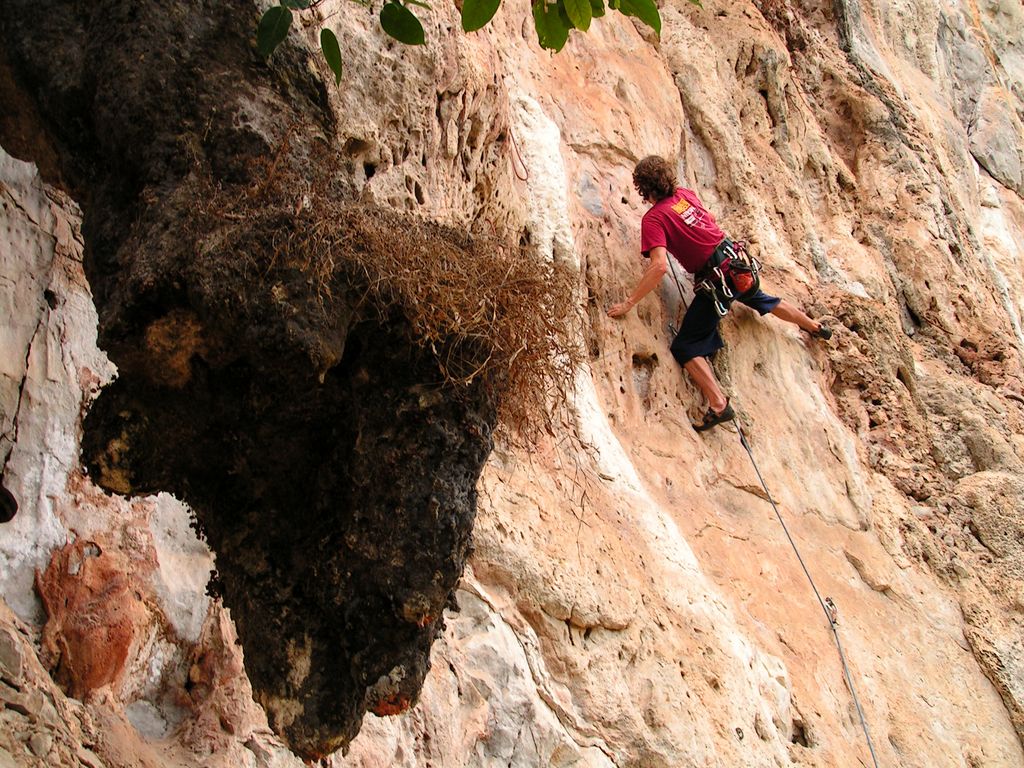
(607, 301, 632, 319)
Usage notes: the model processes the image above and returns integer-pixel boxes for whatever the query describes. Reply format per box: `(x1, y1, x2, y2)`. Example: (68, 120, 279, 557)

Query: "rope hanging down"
(734, 415, 881, 768)
(663, 244, 878, 763)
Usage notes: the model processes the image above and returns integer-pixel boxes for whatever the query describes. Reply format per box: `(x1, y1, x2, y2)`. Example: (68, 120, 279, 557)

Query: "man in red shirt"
(608, 155, 831, 432)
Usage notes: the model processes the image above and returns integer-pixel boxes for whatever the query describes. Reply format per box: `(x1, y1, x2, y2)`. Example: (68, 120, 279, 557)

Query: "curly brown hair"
(632, 156, 677, 202)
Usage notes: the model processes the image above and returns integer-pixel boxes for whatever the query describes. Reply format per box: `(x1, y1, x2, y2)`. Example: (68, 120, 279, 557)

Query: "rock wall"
(2, 0, 1023, 766)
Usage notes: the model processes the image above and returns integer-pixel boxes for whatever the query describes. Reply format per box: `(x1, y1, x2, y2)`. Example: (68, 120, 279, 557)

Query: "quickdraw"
(696, 239, 762, 317)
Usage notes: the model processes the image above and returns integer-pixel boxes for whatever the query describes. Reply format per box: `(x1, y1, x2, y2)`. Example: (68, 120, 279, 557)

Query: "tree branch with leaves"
(257, 0, 697, 78)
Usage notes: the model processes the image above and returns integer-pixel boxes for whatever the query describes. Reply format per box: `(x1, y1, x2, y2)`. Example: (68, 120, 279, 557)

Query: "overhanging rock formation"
(82, 296, 495, 758)
(1, 2, 500, 757)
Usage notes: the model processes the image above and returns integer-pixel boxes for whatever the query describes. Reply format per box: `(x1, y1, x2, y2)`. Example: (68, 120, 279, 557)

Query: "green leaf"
(462, 0, 501, 32)
(557, 2, 574, 30)
(563, 0, 592, 30)
(532, 3, 553, 49)
(532, 1, 569, 51)
(380, 1, 426, 45)
(257, 6, 293, 58)
(688, 0, 702, 6)
(590, 0, 606, 18)
(320, 28, 343, 84)
(532, 1, 545, 41)
(617, 0, 660, 34)
(281, 0, 311, 8)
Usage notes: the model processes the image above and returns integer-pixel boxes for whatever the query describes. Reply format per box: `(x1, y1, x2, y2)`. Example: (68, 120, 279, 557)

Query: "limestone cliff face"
(1, 0, 1023, 766)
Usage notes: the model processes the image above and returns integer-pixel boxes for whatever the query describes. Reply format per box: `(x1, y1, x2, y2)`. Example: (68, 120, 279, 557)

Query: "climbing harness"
(666, 237, 761, 334)
(733, 414, 881, 768)
(694, 238, 762, 317)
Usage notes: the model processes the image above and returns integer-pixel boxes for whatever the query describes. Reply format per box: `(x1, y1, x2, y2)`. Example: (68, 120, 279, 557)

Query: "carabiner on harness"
(697, 278, 729, 317)
(714, 266, 733, 298)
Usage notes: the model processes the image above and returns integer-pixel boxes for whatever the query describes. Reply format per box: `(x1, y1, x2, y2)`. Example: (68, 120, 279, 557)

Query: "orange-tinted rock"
(36, 539, 152, 699)
(370, 695, 412, 717)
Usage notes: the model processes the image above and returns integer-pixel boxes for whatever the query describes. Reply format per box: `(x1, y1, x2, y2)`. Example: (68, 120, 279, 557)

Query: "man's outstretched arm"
(607, 247, 669, 318)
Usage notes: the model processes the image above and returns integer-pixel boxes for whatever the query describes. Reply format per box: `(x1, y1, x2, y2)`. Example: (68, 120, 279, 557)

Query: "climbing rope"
(733, 414, 881, 768)
(662, 243, 879, 763)
(508, 127, 530, 182)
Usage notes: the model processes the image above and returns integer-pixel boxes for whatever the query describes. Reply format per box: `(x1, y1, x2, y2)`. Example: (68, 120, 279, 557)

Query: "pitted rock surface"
(1, 0, 1024, 765)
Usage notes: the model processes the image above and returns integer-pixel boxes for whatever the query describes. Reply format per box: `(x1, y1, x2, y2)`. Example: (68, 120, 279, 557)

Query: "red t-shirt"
(640, 188, 725, 273)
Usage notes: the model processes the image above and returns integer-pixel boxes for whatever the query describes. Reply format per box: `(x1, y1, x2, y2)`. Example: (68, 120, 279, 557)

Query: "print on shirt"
(671, 196, 706, 228)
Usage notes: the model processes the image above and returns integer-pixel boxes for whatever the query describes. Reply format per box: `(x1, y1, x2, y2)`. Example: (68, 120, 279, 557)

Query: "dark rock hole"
(0, 484, 17, 523)
(344, 138, 372, 157)
(791, 719, 811, 746)
(903, 299, 922, 328)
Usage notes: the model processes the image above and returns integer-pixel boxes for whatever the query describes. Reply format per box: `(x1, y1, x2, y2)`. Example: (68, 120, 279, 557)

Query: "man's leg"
(672, 292, 733, 421)
(683, 356, 729, 414)
(769, 299, 822, 334)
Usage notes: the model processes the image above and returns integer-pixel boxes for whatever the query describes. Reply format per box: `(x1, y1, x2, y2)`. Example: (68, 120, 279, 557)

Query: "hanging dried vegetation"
(198, 165, 583, 440)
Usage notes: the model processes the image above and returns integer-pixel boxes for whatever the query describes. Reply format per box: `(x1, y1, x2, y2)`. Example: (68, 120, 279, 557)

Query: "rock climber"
(608, 155, 832, 432)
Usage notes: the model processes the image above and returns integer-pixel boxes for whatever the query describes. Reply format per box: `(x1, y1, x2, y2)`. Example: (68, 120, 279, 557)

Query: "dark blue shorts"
(670, 288, 781, 365)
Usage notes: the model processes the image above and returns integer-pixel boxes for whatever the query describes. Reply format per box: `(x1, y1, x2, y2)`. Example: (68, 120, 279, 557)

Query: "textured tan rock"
(2, 0, 1024, 765)
(329, 0, 1024, 763)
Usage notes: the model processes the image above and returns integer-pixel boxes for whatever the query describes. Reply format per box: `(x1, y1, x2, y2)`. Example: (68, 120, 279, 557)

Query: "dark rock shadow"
(82, 313, 494, 757)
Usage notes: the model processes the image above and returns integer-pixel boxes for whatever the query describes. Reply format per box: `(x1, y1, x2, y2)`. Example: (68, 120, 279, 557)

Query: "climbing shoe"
(807, 324, 833, 341)
(694, 401, 735, 432)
